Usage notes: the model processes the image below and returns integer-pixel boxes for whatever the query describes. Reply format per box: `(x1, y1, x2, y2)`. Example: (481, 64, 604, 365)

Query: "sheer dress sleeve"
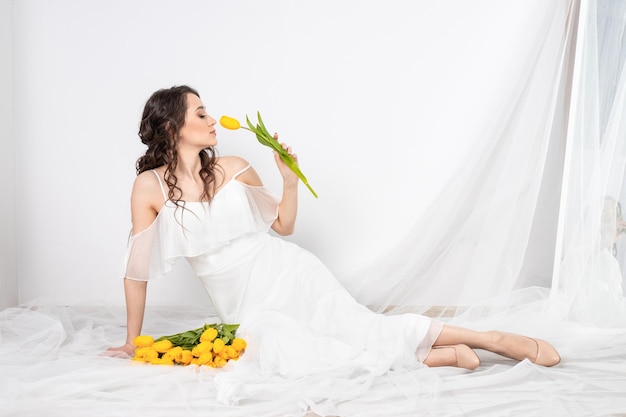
(123, 183, 280, 281)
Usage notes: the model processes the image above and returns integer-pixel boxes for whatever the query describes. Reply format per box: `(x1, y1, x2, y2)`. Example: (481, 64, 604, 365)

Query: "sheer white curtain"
(341, 0, 626, 334)
(343, 0, 577, 311)
(553, 0, 626, 327)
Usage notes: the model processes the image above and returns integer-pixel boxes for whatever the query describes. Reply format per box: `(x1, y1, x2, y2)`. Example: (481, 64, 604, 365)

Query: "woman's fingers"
(271, 132, 298, 163)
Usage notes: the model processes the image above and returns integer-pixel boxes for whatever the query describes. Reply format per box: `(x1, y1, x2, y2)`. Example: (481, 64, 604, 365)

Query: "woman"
(108, 85, 560, 376)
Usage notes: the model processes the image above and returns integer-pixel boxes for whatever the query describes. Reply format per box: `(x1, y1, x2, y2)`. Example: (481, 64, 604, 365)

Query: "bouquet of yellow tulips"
(131, 323, 246, 368)
(220, 112, 318, 198)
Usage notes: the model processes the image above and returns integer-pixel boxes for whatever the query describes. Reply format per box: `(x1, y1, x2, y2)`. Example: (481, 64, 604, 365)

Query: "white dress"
(125, 165, 442, 405)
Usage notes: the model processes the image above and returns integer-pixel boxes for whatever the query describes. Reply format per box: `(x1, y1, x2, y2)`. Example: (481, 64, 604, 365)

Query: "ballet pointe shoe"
(428, 344, 481, 370)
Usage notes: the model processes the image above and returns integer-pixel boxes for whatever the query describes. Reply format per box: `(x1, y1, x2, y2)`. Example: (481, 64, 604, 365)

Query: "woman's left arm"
(271, 141, 299, 236)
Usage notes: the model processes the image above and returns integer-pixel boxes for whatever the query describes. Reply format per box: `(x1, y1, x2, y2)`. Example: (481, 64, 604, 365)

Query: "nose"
(208, 115, 217, 126)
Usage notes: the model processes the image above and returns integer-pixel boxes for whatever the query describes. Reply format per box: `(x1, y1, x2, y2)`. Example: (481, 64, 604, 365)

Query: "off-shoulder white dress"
(125, 165, 442, 405)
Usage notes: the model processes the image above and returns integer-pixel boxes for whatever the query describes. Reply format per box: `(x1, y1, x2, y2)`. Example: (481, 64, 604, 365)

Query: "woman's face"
(178, 93, 217, 149)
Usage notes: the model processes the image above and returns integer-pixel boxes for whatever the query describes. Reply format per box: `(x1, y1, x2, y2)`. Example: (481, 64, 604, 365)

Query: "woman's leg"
(424, 344, 481, 369)
(432, 324, 560, 367)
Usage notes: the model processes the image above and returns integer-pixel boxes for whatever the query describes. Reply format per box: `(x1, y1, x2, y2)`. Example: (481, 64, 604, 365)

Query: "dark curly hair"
(136, 85, 219, 206)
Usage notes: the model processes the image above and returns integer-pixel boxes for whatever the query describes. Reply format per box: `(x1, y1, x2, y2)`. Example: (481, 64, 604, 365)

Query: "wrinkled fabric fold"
(2, 300, 626, 416)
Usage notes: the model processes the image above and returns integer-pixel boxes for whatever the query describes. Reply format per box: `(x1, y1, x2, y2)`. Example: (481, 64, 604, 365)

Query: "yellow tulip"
(146, 349, 159, 361)
(200, 328, 218, 343)
(152, 339, 173, 353)
(225, 112, 318, 198)
(214, 356, 228, 368)
(162, 346, 182, 362)
(219, 116, 241, 130)
(133, 335, 154, 347)
(231, 338, 247, 352)
(149, 357, 174, 365)
(134, 347, 158, 361)
(197, 352, 213, 365)
(192, 341, 213, 357)
(175, 349, 193, 365)
(212, 338, 225, 354)
(224, 346, 239, 360)
(134, 346, 150, 357)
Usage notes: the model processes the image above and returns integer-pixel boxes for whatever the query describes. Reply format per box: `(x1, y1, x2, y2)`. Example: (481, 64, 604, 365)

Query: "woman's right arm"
(118, 278, 147, 354)
(107, 172, 160, 357)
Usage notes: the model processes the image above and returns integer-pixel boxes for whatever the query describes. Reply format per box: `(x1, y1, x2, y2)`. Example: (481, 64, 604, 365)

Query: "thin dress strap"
(151, 170, 168, 201)
(232, 164, 251, 179)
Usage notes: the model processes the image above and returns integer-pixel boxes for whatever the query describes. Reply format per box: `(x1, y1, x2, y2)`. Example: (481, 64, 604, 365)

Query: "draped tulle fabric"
(552, 0, 626, 326)
(341, 0, 577, 309)
(3, 0, 626, 416)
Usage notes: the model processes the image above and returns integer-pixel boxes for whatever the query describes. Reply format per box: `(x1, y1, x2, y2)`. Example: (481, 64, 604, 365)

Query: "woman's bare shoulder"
(217, 155, 262, 186)
(217, 155, 250, 176)
(133, 170, 160, 192)
(131, 169, 165, 206)
(129, 170, 164, 233)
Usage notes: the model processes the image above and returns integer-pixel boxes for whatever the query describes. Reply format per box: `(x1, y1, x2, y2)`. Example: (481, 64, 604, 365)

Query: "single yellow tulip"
(134, 346, 150, 357)
(149, 357, 174, 365)
(197, 352, 213, 365)
(134, 347, 158, 361)
(218, 346, 238, 360)
(200, 328, 218, 343)
(214, 356, 228, 368)
(222, 112, 318, 198)
(152, 339, 173, 353)
(219, 116, 241, 130)
(133, 335, 154, 347)
(231, 338, 247, 352)
(212, 338, 225, 354)
(175, 350, 193, 365)
(192, 341, 213, 357)
(144, 349, 159, 361)
(162, 346, 182, 362)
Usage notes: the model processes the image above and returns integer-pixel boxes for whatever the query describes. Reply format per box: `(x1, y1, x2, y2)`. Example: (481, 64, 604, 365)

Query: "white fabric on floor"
(2, 296, 626, 417)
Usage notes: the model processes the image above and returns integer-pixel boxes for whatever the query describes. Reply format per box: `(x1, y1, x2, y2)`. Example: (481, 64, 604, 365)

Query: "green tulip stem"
(244, 112, 318, 198)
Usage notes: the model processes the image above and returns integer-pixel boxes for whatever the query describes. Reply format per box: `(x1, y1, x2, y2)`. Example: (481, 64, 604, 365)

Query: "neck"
(174, 147, 203, 180)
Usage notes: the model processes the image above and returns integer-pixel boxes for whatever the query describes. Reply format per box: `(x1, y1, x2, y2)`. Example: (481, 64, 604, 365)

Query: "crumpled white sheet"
(1, 290, 625, 417)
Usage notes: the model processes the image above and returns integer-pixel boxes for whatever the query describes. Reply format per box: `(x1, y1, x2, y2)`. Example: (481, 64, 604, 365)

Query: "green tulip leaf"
(240, 112, 317, 198)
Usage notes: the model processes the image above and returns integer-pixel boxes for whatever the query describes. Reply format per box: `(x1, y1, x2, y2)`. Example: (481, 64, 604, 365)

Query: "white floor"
(1, 301, 625, 417)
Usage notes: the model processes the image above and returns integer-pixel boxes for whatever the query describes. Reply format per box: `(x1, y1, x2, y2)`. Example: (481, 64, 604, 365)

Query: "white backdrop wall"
(11, 0, 560, 306)
(0, 0, 17, 310)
